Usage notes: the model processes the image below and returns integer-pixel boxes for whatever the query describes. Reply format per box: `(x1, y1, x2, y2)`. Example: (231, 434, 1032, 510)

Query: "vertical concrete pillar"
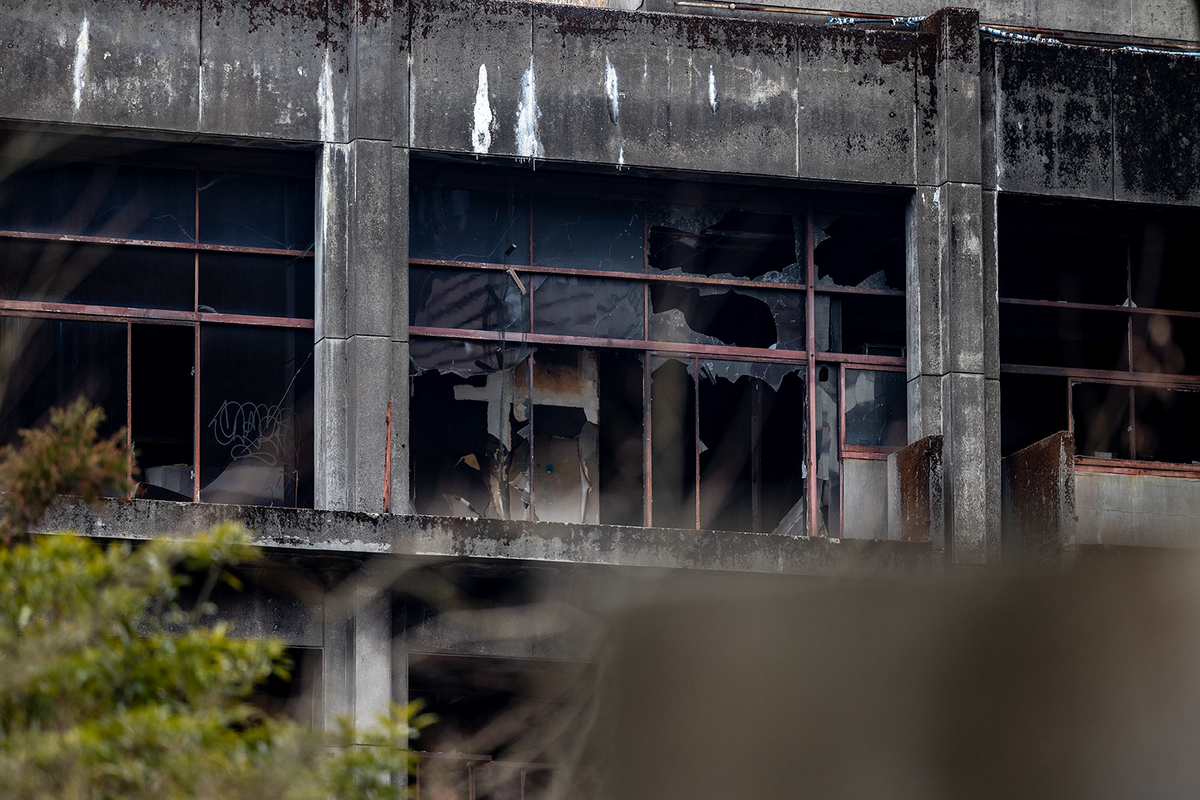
(313, 1, 410, 514)
(908, 8, 999, 566)
(321, 566, 394, 738)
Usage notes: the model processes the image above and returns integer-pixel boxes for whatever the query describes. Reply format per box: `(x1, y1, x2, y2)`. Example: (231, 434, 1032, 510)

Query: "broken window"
(999, 197, 1200, 471)
(409, 162, 908, 536)
(0, 134, 316, 506)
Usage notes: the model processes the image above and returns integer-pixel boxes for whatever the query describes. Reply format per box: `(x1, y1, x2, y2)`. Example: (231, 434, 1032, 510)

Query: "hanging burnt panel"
(131, 324, 194, 501)
(410, 348, 531, 520)
(0, 317, 126, 446)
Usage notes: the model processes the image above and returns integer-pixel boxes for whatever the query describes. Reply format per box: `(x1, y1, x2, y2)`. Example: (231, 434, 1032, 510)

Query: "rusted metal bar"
(840, 446, 894, 461)
(527, 349, 536, 522)
(126, 322, 133, 485)
(814, 284, 905, 298)
(193, 322, 201, 503)
(751, 378, 762, 532)
(805, 206, 820, 539)
(0, 228, 313, 259)
(694, 356, 701, 531)
(0, 300, 314, 329)
(1066, 379, 1074, 434)
(383, 401, 392, 513)
(1002, 363, 1200, 389)
(1075, 458, 1200, 478)
(1000, 295, 1200, 320)
(409, 326, 809, 364)
(643, 354, 653, 528)
(409, 257, 807, 293)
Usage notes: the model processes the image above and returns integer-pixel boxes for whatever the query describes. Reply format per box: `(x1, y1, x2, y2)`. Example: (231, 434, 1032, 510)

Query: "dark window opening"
(0, 137, 316, 507)
(410, 164, 908, 536)
(999, 197, 1200, 469)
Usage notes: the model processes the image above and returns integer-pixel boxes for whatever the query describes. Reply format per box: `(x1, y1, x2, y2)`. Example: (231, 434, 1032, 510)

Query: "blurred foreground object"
(0, 401, 428, 799)
(590, 557, 1200, 800)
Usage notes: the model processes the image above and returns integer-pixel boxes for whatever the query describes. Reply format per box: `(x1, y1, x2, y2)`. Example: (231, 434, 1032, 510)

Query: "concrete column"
(907, 8, 999, 566)
(321, 566, 394, 738)
(314, 139, 408, 512)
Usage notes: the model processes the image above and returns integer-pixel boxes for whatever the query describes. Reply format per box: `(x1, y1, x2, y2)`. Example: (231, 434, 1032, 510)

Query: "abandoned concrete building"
(2, 0, 1200, 792)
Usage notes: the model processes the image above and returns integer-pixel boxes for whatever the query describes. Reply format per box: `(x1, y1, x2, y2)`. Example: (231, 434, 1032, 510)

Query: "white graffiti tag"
(208, 401, 297, 466)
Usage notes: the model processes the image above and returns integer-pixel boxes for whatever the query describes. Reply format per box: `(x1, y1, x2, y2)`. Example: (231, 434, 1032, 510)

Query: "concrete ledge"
(37, 497, 931, 577)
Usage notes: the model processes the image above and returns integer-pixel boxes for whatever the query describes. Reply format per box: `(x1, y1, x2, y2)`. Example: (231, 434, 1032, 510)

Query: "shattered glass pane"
(844, 369, 907, 448)
(648, 205, 799, 280)
(0, 159, 196, 242)
(199, 171, 314, 251)
(409, 338, 529, 378)
(650, 284, 794, 349)
(813, 210, 905, 290)
(531, 276, 644, 340)
(409, 267, 529, 334)
(815, 293, 906, 356)
(410, 186, 530, 265)
(532, 195, 644, 273)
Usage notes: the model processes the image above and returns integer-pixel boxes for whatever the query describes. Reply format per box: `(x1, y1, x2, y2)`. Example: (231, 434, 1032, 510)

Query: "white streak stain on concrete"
(318, 50, 335, 142)
(472, 64, 493, 154)
(72, 17, 89, 111)
(708, 65, 718, 113)
(515, 58, 545, 159)
(605, 57, 620, 124)
(408, 53, 415, 147)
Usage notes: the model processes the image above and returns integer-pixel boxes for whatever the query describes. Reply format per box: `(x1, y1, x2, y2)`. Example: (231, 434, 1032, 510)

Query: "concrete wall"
(1076, 471, 1200, 548)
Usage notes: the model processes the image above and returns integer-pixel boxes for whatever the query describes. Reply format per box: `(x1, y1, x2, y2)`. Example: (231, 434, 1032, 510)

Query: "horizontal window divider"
(812, 352, 907, 368)
(408, 258, 807, 292)
(812, 285, 905, 297)
(999, 296, 1200, 319)
(0, 299, 313, 329)
(409, 326, 809, 364)
(840, 447, 896, 460)
(1000, 363, 1200, 388)
(0, 229, 313, 259)
(1075, 457, 1200, 479)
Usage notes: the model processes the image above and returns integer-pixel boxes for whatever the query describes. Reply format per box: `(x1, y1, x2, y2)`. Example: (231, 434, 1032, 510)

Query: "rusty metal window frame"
(409, 172, 908, 536)
(998, 210, 1200, 476)
(0, 156, 316, 503)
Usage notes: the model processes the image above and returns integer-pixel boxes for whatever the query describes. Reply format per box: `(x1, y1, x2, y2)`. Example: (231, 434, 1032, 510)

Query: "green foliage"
(0, 400, 427, 799)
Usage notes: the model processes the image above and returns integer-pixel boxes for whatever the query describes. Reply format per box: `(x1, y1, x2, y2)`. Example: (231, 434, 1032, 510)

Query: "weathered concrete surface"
(1076, 471, 1200, 548)
(200, 1, 349, 141)
(37, 497, 932, 577)
(1113, 48, 1200, 205)
(988, 39, 1113, 199)
(0, 0, 200, 132)
(651, 0, 1200, 42)
(1001, 431, 1076, 561)
(916, 8, 981, 187)
(410, 0, 532, 156)
(842, 458, 889, 540)
(798, 25, 916, 185)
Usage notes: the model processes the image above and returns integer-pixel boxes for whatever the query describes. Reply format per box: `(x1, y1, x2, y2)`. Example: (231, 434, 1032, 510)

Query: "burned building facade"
(2, 0, 1200, 790)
